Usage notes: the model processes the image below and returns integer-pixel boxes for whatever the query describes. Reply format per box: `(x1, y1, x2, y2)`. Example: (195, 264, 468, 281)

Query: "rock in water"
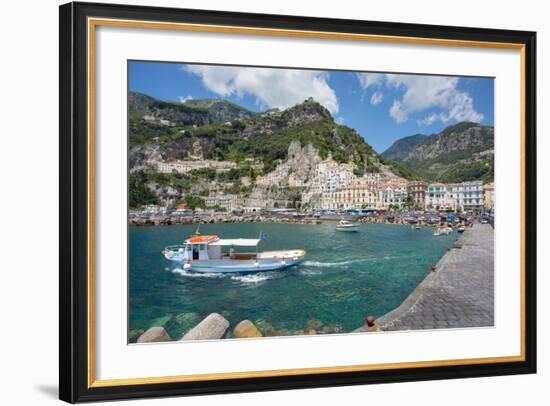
(182, 313, 229, 341)
(128, 329, 145, 344)
(234, 320, 263, 338)
(164, 312, 200, 339)
(305, 319, 324, 331)
(321, 324, 337, 334)
(137, 326, 172, 343)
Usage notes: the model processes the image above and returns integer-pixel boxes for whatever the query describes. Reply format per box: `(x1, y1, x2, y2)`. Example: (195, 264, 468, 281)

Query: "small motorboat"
(457, 225, 466, 233)
(163, 233, 306, 273)
(433, 228, 441, 236)
(336, 220, 359, 232)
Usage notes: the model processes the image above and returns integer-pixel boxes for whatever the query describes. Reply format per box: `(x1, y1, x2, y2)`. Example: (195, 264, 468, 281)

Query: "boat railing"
(163, 244, 186, 252)
(162, 245, 187, 260)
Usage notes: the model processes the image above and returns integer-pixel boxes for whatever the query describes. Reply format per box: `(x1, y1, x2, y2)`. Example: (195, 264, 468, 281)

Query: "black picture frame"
(60, 1, 537, 403)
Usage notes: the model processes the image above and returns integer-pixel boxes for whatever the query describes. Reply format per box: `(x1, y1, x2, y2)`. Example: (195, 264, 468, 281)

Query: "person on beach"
(364, 316, 381, 332)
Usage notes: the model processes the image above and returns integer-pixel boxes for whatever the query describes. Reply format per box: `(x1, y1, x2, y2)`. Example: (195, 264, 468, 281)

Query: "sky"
(129, 61, 494, 153)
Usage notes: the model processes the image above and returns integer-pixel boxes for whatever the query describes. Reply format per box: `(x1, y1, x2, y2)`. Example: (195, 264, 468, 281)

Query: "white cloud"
(385, 75, 483, 125)
(416, 113, 438, 126)
(179, 95, 193, 103)
(184, 65, 339, 114)
(370, 91, 384, 105)
(356, 73, 385, 90)
(356, 72, 483, 126)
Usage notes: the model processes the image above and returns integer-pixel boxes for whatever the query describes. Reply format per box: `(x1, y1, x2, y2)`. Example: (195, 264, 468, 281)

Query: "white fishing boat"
(162, 233, 306, 273)
(336, 220, 359, 232)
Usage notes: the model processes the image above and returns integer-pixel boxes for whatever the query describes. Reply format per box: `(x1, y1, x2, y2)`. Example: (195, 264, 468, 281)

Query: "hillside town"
(130, 141, 495, 220)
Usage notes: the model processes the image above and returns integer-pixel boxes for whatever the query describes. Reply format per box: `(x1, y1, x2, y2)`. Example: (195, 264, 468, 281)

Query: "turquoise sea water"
(129, 222, 458, 338)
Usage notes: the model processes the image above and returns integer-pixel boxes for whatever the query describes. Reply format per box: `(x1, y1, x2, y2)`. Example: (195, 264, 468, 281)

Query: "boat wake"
(302, 259, 367, 268)
(171, 268, 224, 279)
(230, 273, 276, 284)
(299, 269, 322, 276)
(170, 267, 277, 284)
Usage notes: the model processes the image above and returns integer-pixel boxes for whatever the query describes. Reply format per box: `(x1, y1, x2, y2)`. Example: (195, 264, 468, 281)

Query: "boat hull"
(163, 248, 307, 273)
(186, 257, 305, 273)
(336, 226, 359, 232)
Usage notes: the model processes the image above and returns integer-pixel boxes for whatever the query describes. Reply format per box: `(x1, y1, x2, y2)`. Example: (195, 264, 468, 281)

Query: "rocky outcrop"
(286, 140, 322, 180)
(409, 124, 494, 161)
(182, 313, 230, 341)
(233, 320, 263, 338)
(137, 326, 172, 343)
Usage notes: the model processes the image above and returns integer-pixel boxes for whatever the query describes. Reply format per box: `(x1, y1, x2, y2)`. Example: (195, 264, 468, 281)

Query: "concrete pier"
(357, 223, 494, 332)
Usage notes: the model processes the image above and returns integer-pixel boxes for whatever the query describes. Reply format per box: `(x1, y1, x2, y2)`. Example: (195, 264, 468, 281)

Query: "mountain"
(129, 91, 255, 126)
(381, 134, 429, 161)
(128, 93, 409, 176)
(381, 122, 494, 183)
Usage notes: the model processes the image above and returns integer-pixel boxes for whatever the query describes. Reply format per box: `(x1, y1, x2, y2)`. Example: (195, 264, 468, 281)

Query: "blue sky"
(129, 61, 494, 153)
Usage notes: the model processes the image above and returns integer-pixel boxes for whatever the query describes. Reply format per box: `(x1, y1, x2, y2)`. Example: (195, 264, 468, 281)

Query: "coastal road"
(365, 223, 494, 331)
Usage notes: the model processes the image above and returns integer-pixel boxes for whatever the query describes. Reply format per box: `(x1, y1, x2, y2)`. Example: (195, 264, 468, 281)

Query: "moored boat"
(335, 220, 359, 232)
(162, 234, 306, 273)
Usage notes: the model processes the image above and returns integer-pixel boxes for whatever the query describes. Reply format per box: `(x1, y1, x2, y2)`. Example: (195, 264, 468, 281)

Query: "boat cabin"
(181, 235, 261, 261)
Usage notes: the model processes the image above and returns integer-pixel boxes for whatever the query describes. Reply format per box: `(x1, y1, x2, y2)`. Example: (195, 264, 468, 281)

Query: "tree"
(129, 171, 159, 208)
(183, 195, 206, 210)
(404, 195, 414, 208)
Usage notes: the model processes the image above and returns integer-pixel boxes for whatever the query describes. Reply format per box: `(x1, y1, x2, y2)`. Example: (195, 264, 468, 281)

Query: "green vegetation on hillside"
(129, 119, 183, 147)
(206, 120, 376, 173)
(381, 121, 494, 183)
(129, 93, 386, 176)
(129, 171, 159, 208)
(400, 153, 494, 183)
(378, 157, 417, 180)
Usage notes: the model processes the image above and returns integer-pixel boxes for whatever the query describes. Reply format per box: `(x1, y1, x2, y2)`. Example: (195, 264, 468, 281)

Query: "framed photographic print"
(59, 1, 537, 403)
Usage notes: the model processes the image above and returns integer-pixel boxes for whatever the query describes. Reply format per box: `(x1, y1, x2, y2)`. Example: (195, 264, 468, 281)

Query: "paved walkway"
(358, 223, 494, 331)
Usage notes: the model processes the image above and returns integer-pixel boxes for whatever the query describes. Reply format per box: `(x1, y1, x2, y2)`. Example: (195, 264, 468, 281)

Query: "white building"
(442, 181, 485, 211)
(383, 186, 408, 209)
(426, 183, 453, 210)
(462, 180, 484, 210)
(321, 183, 383, 210)
(155, 159, 236, 175)
(205, 194, 241, 212)
(311, 158, 355, 194)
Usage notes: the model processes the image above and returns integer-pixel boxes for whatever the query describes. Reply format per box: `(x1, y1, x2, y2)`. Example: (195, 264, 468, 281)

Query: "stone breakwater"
(355, 222, 494, 332)
(130, 314, 342, 343)
(129, 213, 438, 227)
(129, 214, 322, 227)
